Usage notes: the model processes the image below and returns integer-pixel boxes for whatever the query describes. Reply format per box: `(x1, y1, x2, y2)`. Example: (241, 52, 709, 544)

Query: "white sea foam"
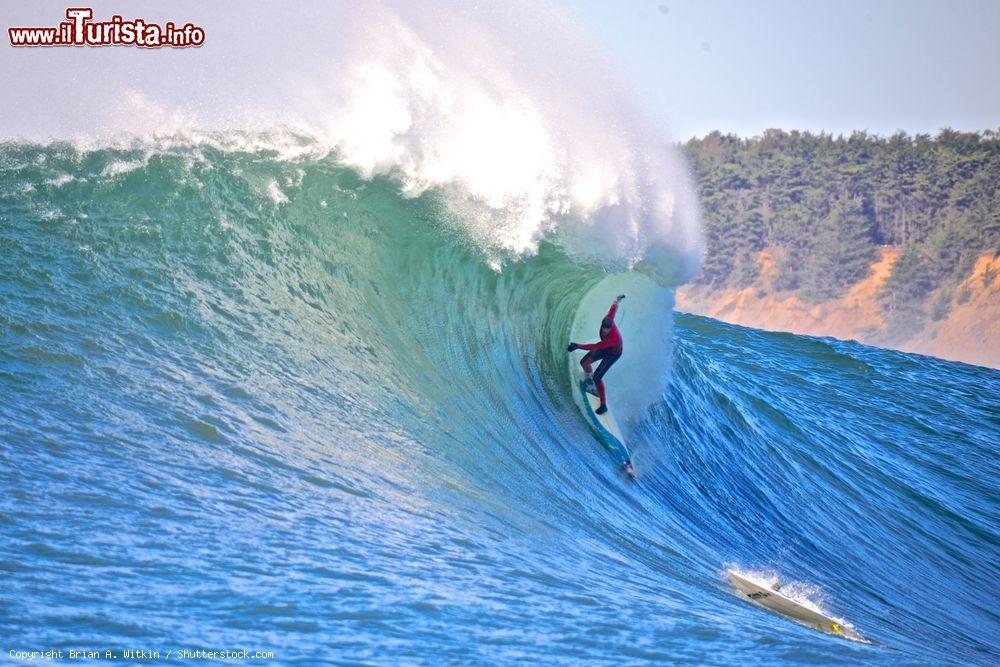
(304, 3, 702, 276)
(44, 174, 75, 187)
(100, 159, 146, 178)
(266, 180, 289, 205)
(5, 1, 702, 281)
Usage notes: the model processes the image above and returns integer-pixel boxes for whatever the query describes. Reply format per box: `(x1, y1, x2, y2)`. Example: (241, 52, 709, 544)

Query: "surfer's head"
(601, 317, 613, 333)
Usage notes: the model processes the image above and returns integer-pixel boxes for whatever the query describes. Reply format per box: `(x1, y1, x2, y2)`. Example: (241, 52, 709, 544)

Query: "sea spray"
(4, 0, 702, 281)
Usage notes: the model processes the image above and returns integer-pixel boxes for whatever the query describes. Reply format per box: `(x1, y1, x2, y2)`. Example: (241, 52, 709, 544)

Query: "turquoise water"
(1, 141, 998, 665)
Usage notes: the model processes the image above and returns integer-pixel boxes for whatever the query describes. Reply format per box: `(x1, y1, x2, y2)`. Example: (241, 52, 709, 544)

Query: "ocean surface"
(1, 140, 998, 665)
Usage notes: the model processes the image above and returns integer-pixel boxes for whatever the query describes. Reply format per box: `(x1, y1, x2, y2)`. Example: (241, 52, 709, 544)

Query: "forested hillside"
(682, 129, 999, 337)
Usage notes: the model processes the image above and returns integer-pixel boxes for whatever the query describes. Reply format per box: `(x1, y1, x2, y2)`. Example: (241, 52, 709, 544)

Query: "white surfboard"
(574, 375, 635, 477)
(728, 570, 850, 638)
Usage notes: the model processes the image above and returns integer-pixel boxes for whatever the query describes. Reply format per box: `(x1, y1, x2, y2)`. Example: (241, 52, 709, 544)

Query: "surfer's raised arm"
(605, 294, 626, 321)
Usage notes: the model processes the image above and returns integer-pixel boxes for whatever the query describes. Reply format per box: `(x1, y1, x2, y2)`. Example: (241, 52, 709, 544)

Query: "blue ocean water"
(1, 142, 998, 665)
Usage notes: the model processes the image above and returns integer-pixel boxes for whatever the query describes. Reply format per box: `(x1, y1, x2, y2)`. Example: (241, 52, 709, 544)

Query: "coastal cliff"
(677, 249, 1000, 369)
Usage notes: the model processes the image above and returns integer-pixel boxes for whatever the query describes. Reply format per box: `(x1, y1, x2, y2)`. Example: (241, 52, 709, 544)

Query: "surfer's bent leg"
(580, 352, 595, 376)
(593, 353, 620, 384)
(593, 353, 621, 406)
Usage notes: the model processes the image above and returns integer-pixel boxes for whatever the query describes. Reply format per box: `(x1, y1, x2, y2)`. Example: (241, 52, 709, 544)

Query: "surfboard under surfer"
(567, 294, 625, 415)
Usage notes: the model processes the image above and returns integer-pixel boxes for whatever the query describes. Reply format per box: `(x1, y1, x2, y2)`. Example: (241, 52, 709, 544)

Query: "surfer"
(567, 294, 625, 415)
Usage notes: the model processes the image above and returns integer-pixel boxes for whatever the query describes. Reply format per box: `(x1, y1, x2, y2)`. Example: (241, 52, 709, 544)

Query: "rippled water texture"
(1, 143, 998, 665)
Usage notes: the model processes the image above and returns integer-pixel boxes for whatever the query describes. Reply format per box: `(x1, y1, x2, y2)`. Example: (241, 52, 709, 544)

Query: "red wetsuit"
(577, 302, 622, 406)
(577, 302, 622, 356)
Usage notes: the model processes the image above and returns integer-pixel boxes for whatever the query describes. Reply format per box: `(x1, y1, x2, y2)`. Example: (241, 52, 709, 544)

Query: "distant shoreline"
(677, 248, 1000, 369)
(679, 128, 999, 367)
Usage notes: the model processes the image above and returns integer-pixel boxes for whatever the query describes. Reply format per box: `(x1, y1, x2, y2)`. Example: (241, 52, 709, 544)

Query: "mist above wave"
(4, 0, 701, 279)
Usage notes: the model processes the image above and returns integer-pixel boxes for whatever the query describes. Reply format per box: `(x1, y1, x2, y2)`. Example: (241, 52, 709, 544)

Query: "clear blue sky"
(555, 0, 1000, 140)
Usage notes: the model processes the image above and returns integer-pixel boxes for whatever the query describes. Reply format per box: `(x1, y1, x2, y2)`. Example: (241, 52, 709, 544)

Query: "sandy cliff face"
(905, 253, 1000, 368)
(676, 249, 1000, 369)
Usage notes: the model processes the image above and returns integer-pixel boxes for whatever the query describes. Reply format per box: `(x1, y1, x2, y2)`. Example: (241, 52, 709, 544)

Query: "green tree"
(681, 128, 999, 316)
(800, 197, 876, 301)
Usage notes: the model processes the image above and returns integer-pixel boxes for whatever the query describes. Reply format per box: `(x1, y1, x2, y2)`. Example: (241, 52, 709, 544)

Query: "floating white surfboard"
(727, 570, 856, 639)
